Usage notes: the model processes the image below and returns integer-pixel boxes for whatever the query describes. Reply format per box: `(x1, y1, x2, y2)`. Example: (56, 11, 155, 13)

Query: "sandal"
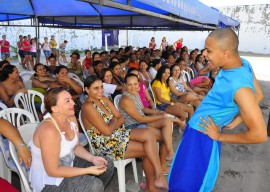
(139, 181, 147, 190)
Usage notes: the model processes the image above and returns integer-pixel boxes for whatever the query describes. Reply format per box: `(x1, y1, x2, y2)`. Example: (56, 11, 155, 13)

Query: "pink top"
(190, 76, 209, 86)
(30, 43, 36, 52)
(138, 82, 150, 108)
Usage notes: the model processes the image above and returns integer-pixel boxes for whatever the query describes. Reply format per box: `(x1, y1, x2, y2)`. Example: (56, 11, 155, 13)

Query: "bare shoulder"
(101, 96, 110, 104)
(120, 94, 134, 107)
(36, 119, 60, 138)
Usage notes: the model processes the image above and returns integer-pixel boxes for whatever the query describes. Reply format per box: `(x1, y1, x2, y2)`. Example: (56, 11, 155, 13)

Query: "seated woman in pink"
(189, 76, 214, 90)
(128, 67, 155, 109)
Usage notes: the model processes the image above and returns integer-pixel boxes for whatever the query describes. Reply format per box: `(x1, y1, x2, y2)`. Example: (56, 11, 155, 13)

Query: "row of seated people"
(0, 58, 216, 191)
(0, 83, 170, 191)
(0, 64, 215, 192)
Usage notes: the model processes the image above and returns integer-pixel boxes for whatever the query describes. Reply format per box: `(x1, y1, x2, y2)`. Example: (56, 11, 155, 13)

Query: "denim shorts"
(19, 50, 25, 58)
(31, 52, 36, 58)
(1, 52, 10, 60)
(23, 51, 30, 56)
(156, 103, 170, 111)
(43, 50, 51, 57)
(126, 123, 147, 130)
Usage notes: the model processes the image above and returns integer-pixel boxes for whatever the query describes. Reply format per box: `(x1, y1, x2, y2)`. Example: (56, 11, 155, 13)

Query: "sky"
(199, 0, 270, 7)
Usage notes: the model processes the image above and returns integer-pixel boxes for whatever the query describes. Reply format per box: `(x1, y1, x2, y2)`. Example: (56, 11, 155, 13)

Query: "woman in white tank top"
(29, 88, 114, 192)
(138, 60, 153, 88)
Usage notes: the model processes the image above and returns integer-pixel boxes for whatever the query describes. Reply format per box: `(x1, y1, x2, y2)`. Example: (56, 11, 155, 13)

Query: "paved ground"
(10, 53, 270, 191)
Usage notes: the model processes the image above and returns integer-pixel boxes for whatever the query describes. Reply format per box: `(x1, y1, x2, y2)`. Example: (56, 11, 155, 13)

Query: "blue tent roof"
(0, 0, 240, 30)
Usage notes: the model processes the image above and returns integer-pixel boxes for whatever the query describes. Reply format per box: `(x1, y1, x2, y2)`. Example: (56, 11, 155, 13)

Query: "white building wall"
(220, 4, 270, 54)
(0, 4, 269, 54)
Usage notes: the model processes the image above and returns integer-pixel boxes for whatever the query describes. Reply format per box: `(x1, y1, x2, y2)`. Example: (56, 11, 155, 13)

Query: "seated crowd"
(0, 39, 219, 191)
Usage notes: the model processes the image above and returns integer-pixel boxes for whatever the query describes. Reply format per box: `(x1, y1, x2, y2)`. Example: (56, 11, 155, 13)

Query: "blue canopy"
(0, 0, 240, 30)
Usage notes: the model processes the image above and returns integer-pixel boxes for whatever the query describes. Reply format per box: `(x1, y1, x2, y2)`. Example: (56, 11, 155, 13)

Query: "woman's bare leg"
(177, 102, 194, 118)
(165, 105, 187, 122)
(125, 129, 168, 190)
(147, 118, 174, 161)
(159, 144, 170, 174)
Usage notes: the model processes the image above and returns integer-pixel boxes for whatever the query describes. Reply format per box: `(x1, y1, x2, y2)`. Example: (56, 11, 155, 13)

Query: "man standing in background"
(0, 35, 10, 61)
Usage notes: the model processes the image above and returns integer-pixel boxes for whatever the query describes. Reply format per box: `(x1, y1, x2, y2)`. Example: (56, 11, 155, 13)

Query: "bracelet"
(16, 142, 27, 152)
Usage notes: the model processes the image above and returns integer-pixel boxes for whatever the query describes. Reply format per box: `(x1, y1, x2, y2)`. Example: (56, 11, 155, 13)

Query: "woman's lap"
(41, 156, 114, 192)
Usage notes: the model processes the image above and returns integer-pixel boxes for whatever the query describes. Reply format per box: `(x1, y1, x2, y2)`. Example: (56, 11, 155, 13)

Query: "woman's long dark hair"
(0, 65, 16, 82)
(83, 75, 101, 94)
(153, 65, 170, 87)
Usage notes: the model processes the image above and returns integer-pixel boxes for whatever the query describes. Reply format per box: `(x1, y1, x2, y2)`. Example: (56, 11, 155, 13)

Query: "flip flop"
(139, 181, 147, 190)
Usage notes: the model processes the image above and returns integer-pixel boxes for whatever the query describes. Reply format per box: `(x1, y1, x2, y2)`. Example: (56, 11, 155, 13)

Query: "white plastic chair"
(14, 90, 44, 123)
(113, 94, 122, 110)
(71, 77, 84, 91)
(79, 111, 138, 192)
(0, 108, 36, 128)
(148, 82, 157, 108)
(186, 67, 195, 80)
(40, 102, 45, 114)
(23, 79, 33, 90)
(19, 71, 35, 82)
(9, 123, 38, 192)
(182, 70, 191, 82)
(0, 108, 35, 187)
(0, 102, 7, 110)
(68, 72, 81, 81)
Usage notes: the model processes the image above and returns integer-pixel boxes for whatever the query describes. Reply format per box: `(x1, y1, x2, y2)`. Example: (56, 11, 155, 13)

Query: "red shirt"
(22, 40, 31, 51)
(84, 58, 92, 69)
(0, 40, 10, 53)
(175, 42, 182, 50)
(129, 61, 139, 69)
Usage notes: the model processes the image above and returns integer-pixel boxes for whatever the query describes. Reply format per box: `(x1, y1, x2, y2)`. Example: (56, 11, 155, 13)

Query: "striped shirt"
(119, 91, 145, 127)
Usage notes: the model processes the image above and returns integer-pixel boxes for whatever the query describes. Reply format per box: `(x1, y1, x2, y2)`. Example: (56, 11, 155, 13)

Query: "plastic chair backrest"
(9, 123, 38, 192)
(113, 94, 122, 110)
(0, 108, 36, 128)
(147, 82, 157, 108)
(71, 77, 84, 91)
(14, 90, 44, 123)
(78, 111, 95, 154)
(186, 67, 195, 79)
(182, 70, 191, 82)
(0, 102, 7, 110)
(23, 79, 33, 90)
(68, 73, 81, 81)
(19, 71, 35, 82)
(40, 102, 45, 114)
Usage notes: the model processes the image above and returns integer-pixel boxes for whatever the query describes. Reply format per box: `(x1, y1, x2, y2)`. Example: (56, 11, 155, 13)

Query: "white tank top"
(29, 114, 78, 192)
(43, 42, 50, 51)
